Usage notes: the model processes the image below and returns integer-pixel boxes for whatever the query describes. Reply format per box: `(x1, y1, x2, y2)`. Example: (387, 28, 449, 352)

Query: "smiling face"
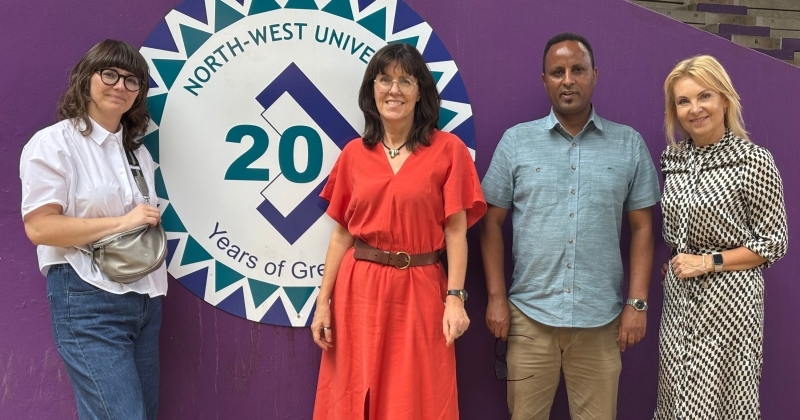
(373, 63, 419, 130)
(672, 76, 728, 146)
(87, 67, 139, 126)
(542, 40, 597, 121)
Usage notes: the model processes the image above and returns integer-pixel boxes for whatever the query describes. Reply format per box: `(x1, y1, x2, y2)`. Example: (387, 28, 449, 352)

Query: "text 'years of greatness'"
(183, 22, 378, 96)
(209, 222, 324, 280)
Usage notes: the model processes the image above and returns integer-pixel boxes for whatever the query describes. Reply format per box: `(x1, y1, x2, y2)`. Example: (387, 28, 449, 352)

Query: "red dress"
(313, 131, 486, 420)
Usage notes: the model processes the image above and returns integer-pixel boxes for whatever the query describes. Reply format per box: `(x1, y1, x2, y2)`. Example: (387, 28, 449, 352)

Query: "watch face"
(634, 301, 645, 310)
(712, 253, 724, 265)
(461, 290, 469, 302)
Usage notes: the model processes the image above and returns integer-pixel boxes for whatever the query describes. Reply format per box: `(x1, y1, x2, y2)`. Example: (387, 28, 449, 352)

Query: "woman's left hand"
(443, 296, 470, 347)
(670, 253, 707, 279)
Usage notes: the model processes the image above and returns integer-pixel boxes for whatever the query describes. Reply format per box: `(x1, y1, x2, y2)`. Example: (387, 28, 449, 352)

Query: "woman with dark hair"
(655, 55, 788, 419)
(20, 39, 164, 420)
(310, 43, 486, 419)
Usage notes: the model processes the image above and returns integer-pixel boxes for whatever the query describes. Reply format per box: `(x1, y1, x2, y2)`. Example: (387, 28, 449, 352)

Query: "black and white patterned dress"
(654, 130, 788, 419)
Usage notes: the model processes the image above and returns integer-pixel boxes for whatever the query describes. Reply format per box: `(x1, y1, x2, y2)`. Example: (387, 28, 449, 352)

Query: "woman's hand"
(670, 253, 707, 279)
(311, 302, 333, 350)
(119, 203, 161, 230)
(443, 296, 469, 347)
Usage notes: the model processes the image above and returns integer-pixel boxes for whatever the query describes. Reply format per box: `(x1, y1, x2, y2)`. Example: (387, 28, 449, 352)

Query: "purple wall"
(1, 0, 798, 419)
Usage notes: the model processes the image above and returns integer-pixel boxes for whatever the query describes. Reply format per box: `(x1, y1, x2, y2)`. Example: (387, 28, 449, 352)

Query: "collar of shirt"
(544, 105, 604, 139)
(76, 117, 124, 146)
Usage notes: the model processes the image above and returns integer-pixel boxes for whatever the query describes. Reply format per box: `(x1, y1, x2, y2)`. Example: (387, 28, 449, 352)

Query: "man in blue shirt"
(480, 32, 660, 419)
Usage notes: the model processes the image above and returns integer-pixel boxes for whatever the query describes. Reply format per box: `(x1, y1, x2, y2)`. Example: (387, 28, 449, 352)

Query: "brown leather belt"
(353, 239, 440, 269)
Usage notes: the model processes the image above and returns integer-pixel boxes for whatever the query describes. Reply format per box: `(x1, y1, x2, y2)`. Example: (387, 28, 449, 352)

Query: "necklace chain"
(381, 139, 407, 159)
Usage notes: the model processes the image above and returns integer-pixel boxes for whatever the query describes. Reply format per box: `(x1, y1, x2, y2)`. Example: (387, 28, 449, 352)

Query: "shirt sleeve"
(320, 141, 355, 228)
(442, 135, 487, 228)
(623, 132, 662, 212)
(481, 130, 515, 209)
(20, 129, 72, 218)
(742, 147, 788, 267)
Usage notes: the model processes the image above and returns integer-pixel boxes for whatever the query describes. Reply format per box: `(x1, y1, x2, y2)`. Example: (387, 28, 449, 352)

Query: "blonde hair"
(663, 55, 749, 148)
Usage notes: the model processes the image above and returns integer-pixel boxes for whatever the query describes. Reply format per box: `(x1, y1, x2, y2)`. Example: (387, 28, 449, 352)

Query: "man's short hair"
(542, 32, 595, 73)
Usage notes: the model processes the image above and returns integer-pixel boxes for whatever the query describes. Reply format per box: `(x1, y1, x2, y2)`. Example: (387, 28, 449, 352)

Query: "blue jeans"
(47, 264, 162, 420)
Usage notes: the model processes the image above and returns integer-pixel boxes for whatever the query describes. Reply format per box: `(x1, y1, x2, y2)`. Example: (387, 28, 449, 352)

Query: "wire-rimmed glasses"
(495, 334, 536, 381)
(96, 68, 143, 92)
(374, 75, 418, 93)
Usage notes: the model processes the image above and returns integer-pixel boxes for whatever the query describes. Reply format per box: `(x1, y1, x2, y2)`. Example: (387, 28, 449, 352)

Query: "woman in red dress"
(311, 43, 486, 419)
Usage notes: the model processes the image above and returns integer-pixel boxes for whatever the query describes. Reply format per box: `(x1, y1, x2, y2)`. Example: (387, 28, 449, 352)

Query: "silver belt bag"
(79, 149, 167, 284)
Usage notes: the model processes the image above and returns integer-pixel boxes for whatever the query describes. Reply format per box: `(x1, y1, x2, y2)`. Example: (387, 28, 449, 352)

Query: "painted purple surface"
(753, 47, 796, 60)
(715, 23, 772, 37)
(694, 3, 749, 15)
(1, 1, 798, 420)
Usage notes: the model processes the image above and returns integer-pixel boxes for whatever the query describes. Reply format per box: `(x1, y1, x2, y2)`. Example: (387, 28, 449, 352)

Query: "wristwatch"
(626, 298, 648, 312)
(447, 289, 468, 302)
(711, 252, 724, 273)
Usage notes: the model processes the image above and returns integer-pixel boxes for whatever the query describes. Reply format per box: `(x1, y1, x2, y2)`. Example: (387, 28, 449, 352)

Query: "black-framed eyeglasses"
(96, 68, 143, 92)
(494, 334, 536, 381)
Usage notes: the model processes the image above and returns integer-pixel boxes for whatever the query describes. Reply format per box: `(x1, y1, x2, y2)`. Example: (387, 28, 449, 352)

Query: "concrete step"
(630, 0, 687, 9)
(756, 16, 800, 30)
(655, 9, 758, 25)
(748, 9, 800, 19)
(716, 33, 783, 48)
(772, 28, 800, 38)
(687, 0, 800, 11)
(704, 23, 772, 36)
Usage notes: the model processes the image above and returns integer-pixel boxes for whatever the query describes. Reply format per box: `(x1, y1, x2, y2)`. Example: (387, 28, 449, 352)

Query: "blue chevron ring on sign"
(140, 0, 476, 327)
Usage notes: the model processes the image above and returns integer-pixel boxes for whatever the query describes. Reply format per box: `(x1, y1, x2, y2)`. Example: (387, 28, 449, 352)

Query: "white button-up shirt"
(20, 118, 167, 297)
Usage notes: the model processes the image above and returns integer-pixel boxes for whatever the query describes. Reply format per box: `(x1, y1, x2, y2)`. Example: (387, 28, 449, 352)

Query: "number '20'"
(224, 124, 323, 183)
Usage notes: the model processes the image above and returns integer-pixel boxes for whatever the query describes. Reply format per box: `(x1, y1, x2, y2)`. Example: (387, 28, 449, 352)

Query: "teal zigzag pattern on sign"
(214, 261, 244, 292)
(322, 0, 354, 20)
(438, 107, 458, 130)
(284, 287, 317, 313)
(146, 94, 167, 126)
(179, 24, 213, 57)
(181, 235, 213, 265)
(285, 0, 318, 10)
(248, 0, 280, 15)
(154, 168, 169, 200)
(388, 36, 419, 48)
(248, 278, 279, 307)
(214, 0, 245, 32)
(160, 204, 187, 233)
(357, 7, 386, 40)
(141, 131, 160, 163)
(430, 71, 444, 85)
(152, 59, 185, 90)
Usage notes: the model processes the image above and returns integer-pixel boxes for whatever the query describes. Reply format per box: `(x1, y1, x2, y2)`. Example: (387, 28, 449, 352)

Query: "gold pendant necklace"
(381, 139, 407, 159)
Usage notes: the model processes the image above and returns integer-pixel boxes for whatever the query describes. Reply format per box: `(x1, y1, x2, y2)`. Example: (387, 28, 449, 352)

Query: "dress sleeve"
(320, 142, 354, 227)
(742, 147, 788, 268)
(20, 129, 71, 218)
(443, 136, 487, 228)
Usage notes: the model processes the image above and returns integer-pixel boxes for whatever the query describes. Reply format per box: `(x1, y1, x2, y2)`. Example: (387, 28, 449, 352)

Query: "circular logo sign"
(140, 0, 476, 326)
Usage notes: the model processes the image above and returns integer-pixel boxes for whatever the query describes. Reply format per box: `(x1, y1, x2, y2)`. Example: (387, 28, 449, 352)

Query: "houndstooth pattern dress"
(654, 130, 788, 420)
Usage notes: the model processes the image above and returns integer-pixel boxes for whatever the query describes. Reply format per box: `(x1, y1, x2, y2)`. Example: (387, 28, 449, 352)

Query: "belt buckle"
(396, 251, 411, 269)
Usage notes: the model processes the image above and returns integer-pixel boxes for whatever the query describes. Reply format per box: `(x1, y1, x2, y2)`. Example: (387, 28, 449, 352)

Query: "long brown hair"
(357, 43, 440, 152)
(57, 39, 151, 150)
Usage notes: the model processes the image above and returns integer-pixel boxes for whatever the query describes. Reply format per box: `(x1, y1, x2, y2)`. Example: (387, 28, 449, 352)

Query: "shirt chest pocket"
(587, 162, 630, 206)
(514, 164, 559, 208)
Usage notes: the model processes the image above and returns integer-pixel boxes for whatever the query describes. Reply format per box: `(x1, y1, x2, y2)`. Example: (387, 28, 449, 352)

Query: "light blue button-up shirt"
(482, 107, 661, 328)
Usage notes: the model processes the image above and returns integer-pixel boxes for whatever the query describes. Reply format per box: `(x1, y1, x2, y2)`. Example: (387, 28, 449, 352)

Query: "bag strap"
(125, 148, 151, 204)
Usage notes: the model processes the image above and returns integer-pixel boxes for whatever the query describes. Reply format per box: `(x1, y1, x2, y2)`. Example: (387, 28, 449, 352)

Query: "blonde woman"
(655, 55, 788, 419)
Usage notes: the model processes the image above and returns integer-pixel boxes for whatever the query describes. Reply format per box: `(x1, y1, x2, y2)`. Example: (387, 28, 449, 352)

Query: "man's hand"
(617, 305, 646, 351)
(485, 297, 510, 340)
